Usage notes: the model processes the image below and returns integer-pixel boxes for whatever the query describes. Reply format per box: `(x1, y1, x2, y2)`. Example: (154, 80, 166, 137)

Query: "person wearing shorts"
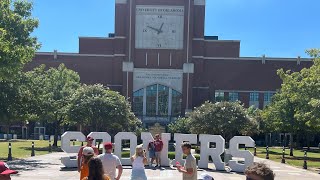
(153, 134, 163, 168)
(148, 141, 156, 167)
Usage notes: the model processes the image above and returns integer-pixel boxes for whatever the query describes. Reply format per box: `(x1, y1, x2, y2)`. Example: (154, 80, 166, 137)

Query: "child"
(80, 147, 95, 180)
(82, 157, 110, 180)
(176, 142, 197, 180)
(130, 144, 148, 180)
(148, 140, 155, 167)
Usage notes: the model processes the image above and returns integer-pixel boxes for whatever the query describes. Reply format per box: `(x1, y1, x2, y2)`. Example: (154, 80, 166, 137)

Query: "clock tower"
(116, 0, 205, 123)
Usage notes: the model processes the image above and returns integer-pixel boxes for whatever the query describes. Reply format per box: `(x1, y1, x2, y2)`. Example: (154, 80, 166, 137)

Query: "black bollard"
(254, 146, 257, 156)
(31, 141, 35, 156)
(73, 140, 75, 146)
(281, 146, 286, 163)
(303, 151, 307, 169)
(266, 146, 269, 159)
(8, 142, 12, 161)
(81, 141, 84, 146)
(245, 146, 247, 150)
(98, 141, 101, 153)
(49, 140, 52, 153)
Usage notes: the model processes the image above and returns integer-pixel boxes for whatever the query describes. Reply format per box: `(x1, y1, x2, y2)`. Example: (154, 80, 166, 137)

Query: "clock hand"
(157, 23, 164, 34)
(147, 26, 161, 34)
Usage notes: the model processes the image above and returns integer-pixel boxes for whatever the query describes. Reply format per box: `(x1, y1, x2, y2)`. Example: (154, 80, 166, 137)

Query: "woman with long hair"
(130, 144, 148, 180)
(82, 157, 110, 180)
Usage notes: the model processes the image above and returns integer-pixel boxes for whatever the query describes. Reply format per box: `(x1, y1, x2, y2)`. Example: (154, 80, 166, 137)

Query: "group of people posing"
(77, 134, 197, 180)
(77, 135, 275, 180)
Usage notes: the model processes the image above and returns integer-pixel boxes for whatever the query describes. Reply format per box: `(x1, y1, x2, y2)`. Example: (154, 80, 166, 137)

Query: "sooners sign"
(61, 132, 254, 172)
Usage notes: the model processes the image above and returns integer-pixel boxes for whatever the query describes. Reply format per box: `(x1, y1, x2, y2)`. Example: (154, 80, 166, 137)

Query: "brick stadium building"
(27, 0, 312, 128)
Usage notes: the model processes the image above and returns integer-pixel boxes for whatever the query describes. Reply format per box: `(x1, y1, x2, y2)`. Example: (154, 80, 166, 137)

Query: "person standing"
(79, 147, 95, 180)
(78, 136, 99, 172)
(147, 140, 155, 167)
(153, 134, 163, 168)
(98, 142, 123, 180)
(0, 161, 18, 180)
(176, 142, 197, 180)
(130, 144, 148, 180)
(82, 157, 110, 180)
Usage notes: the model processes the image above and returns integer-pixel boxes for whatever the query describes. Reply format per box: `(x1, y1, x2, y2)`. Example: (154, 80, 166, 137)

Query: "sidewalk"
(6, 152, 320, 180)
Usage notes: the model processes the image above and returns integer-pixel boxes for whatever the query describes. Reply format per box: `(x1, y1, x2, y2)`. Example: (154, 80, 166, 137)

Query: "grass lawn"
(247, 147, 320, 170)
(0, 140, 62, 161)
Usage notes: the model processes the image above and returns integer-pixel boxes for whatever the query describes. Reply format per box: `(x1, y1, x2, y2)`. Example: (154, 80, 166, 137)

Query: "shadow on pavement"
(6, 159, 60, 171)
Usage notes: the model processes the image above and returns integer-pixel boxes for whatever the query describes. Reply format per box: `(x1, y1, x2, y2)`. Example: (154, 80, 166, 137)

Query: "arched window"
(132, 84, 182, 118)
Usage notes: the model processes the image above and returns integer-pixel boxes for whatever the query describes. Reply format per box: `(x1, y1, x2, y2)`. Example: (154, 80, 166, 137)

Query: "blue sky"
(31, 0, 320, 57)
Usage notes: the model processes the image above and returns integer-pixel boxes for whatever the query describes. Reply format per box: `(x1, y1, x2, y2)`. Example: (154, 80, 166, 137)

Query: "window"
(157, 85, 169, 116)
(133, 89, 144, 115)
(264, 92, 275, 107)
(264, 92, 274, 102)
(134, 84, 182, 117)
(215, 91, 224, 102)
(229, 92, 239, 102)
(171, 90, 182, 117)
(250, 92, 259, 101)
(146, 85, 157, 116)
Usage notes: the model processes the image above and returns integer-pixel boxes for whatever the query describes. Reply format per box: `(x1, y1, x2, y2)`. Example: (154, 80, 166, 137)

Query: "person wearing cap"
(80, 147, 95, 180)
(98, 142, 123, 180)
(0, 161, 18, 180)
(78, 136, 99, 173)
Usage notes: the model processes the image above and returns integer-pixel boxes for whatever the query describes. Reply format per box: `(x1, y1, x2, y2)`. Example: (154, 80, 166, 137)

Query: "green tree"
(0, 77, 24, 134)
(68, 84, 142, 135)
(179, 101, 256, 141)
(0, 0, 40, 81)
(168, 117, 191, 134)
(21, 64, 81, 146)
(262, 49, 320, 155)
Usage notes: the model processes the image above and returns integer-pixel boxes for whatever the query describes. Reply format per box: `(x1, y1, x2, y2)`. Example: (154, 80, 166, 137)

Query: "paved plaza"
(6, 152, 320, 180)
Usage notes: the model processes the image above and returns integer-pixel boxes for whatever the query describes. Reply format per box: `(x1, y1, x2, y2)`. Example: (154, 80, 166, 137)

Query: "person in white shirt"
(130, 144, 148, 180)
(98, 142, 123, 180)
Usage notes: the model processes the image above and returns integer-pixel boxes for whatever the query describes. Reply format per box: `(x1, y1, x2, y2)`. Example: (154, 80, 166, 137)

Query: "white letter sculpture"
(61, 131, 86, 153)
(198, 134, 225, 170)
(229, 136, 255, 172)
(61, 131, 86, 168)
(114, 132, 137, 165)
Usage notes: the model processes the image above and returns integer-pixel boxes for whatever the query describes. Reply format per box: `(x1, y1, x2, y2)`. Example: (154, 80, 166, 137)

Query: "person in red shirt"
(153, 134, 163, 168)
(77, 136, 99, 173)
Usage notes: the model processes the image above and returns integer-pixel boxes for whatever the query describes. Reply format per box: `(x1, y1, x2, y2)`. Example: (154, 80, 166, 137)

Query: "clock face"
(135, 5, 184, 49)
